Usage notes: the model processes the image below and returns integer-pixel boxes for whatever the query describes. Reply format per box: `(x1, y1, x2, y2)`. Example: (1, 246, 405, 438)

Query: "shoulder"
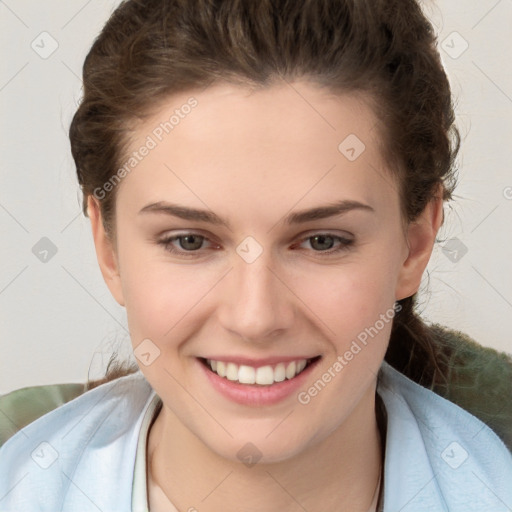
(429, 323, 512, 450)
(0, 372, 154, 511)
(0, 382, 86, 448)
(378, 361, 512, 512)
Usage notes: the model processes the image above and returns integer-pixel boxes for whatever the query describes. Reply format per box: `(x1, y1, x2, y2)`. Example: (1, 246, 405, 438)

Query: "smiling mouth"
(198, 356, 322, 386)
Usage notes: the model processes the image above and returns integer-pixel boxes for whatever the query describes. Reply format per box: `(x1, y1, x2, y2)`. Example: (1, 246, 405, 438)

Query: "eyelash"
(157, 232, 354, 258)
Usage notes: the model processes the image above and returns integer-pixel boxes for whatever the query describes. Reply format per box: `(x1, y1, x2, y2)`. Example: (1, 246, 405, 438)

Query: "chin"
(200, 426, 320, 467)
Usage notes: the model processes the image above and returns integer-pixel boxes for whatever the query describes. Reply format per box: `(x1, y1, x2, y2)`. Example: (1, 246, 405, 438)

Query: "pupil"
(181, 235, 203, 250)
(312, 235, 333, 251)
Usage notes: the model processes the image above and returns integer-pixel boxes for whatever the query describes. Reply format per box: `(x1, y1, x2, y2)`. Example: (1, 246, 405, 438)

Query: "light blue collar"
(0, 363, 510, 511)
(132, 363, 512, 512)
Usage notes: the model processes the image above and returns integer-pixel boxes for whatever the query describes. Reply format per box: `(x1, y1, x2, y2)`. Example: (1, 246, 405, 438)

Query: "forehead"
(116, 80, 398, 220)
(139, 80, 380, 151)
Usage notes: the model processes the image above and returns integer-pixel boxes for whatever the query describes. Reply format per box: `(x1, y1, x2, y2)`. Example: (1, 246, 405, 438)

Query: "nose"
(217, 251, 295, 343)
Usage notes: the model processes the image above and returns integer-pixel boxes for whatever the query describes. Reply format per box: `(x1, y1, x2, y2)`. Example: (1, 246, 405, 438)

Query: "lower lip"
(197, 357, 321, 406)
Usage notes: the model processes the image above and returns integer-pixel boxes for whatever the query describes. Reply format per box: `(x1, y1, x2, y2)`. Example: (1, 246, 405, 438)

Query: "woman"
(0, 0, 510, 511)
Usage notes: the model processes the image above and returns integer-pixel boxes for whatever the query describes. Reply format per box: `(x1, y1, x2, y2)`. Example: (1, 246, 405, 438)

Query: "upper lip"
(198, 355, 321, 367)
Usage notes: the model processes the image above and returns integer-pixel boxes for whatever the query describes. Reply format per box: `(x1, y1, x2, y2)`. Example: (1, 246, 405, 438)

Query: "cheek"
(295, 255, 398, 340)
(121, 261, 201, 340)
(118, 244, 227, 359)
(291, 261, 397, 423)
(118, 223, 401, 350)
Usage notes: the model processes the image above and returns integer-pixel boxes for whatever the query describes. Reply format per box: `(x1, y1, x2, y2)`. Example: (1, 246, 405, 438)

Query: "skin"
(88, 80, 443, 511)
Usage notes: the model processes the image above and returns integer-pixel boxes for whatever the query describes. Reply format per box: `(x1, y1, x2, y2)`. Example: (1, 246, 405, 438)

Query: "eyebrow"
(139, 199, 375, 229)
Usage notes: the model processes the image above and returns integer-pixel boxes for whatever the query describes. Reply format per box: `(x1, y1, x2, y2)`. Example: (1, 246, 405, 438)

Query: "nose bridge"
(220, 248, 294, 341)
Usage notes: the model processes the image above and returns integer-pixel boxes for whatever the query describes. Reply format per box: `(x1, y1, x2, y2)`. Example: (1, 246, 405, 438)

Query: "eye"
(158, 232, 216, 257)
(295, 233, 354, 255)
(157, 231, 354, 258)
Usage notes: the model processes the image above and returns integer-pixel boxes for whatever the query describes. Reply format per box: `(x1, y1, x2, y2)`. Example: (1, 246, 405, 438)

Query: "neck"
(148, 385, 382, 512)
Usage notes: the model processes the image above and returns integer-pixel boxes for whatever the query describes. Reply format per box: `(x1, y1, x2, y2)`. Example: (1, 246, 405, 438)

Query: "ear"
(87, 196, 125, 306)
(395, 186, 444, 301)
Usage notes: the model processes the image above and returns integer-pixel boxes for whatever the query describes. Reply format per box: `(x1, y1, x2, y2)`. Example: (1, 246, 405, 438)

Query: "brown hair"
(71, 0, 460, 391)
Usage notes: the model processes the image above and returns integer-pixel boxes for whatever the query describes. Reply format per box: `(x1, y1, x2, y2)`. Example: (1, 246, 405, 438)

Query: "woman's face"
(91, 80, 436, 463)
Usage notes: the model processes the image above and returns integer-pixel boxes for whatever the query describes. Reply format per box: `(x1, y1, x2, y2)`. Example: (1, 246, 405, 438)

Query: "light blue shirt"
(0, 362, 510, 511)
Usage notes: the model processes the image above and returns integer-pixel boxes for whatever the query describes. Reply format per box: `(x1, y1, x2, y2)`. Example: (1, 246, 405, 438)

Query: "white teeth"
(255, 365, 274, 385)
(216, 361, 226, 377)
(226, 362, 238, 381)
(285, 361, 296, 379)
(238, 365, 256, 384)
(274, 363, 286, 382)
(205, 358, 311, 385)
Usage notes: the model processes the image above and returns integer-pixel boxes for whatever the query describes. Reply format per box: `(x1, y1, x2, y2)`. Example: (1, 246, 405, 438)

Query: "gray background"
(1, 1, 511, 394)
